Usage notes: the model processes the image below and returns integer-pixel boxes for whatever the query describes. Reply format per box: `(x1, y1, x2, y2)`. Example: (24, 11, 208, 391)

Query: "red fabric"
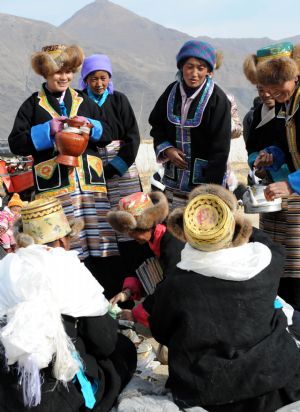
(123, 276, 143, 301)
(148, 224, 167, 258)
(132, 303, 150, 328)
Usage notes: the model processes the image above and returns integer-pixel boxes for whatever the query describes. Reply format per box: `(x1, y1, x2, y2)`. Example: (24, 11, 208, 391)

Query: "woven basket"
(183, 194, 235, 251)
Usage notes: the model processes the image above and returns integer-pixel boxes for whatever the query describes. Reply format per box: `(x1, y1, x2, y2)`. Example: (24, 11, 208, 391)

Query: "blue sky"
(0, 0, 299, 39)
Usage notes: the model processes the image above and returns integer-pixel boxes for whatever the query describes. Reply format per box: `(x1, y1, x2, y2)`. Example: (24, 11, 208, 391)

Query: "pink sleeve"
(132, 303, 150, 328)
(123, 276, 143, 301)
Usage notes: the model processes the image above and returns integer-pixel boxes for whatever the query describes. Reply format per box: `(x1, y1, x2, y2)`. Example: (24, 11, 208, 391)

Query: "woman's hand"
(117, 309, 135, 322)
(50, 117, 67, 135)
(253, 151, 273, 169)
(164, 147, 188, 169)
(110, 289, 131, 307)
(264, 181, 293, 201)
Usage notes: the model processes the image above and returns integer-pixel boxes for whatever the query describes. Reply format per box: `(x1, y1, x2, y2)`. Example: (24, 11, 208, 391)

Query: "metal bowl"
(242, 185, 282, 214)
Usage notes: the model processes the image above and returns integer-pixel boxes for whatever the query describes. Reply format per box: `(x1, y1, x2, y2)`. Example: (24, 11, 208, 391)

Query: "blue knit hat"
(176, 40, 216, 71)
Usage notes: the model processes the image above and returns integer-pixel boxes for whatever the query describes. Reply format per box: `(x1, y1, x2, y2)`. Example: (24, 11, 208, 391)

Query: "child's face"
(9, 206, 22, 216)
(128, 229, 153, 244)
(0, 226, 7, 236)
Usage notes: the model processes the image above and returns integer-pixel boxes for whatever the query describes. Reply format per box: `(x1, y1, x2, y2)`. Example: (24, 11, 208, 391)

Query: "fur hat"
(31, 44, 84, 78)
(107, 191, 169, 234)
(243, 41, 300, 85)
(8, 193, 24, 209)
(176, 40, 222, 72)
(167, 184, 252, 252)
(14, 197, 84, 247)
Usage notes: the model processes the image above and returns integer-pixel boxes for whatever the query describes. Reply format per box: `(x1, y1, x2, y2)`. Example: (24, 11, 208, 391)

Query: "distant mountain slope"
(1, 0, 299, 151)
(0, 13, 73, 149)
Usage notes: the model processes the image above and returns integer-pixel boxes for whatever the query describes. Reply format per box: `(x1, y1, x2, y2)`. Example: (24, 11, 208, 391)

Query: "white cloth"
(0, 244, 109, 317)
(177, 242, 272, 281)
(256, 104, 275, 129)
(0, 244, 109, 405)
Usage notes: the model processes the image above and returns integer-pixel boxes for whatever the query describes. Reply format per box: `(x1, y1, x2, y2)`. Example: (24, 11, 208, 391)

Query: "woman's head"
(107, 191, 169, 236)
(31, 44, 84, 92)
(176, 40, 222, 87)
(167, 184, 252, 252)
(79, 54, 113, 95)
(256, 85, 275, 109)
(243, 41, 300, 103)
(256, 59, 299, 103)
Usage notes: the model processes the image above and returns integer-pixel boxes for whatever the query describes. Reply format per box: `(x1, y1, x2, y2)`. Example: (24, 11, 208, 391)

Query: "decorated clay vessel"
(55, 117, 93, 167)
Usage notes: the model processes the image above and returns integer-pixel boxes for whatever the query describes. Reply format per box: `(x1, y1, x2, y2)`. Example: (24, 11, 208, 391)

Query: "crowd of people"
(1, 38, 300, 411)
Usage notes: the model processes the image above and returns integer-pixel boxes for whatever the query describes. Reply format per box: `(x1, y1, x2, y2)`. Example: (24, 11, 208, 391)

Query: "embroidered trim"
(77, 156, 107, 192)
(37, 87, 83, 118)
(166, 77, 214, 127)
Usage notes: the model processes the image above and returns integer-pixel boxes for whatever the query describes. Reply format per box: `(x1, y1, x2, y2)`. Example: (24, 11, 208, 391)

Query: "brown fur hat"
(243, 54, 260, 84)
(167, 184, 253, 250)
(107, 191, 169, 234)
(14, 217, 84, 248)
(256, 57, 299, 86)
(31, 44, 84, 78)
(244, 43, 300, 85)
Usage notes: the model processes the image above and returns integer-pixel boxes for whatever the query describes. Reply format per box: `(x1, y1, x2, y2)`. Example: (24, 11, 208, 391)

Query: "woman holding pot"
(8, 44, 114, 263)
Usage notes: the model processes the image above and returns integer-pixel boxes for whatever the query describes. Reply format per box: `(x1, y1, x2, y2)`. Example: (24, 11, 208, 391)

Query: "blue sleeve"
(265, 146, 286, 171)
(31, 121, 54, 151)
(248, 152, 258, 169)
(155, 141, 174, 159)
(87, 118, 103, 142)
(110, 156, 128, 175)
(288, 170, 300, 194)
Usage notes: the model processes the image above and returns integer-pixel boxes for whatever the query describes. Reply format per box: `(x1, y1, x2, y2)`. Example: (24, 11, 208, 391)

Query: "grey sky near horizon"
(0, 0, 299, 40)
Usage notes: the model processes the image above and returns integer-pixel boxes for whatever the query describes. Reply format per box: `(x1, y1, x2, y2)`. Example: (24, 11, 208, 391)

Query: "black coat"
(149, 228, 300, 411)
(149, 80, 231, 187)
(84, 90, 140, 171)
(8, 85, 112, 195)
(246, 103, 288, 158)
(0, 314, 136, 412)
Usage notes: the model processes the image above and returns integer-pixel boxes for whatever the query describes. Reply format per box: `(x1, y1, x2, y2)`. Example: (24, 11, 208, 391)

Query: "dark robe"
(149, 80, 231, 189)
(8, 84, 112, 195)
(0, 314, 136, 412)
(83, 90, 140, 177)
(149, 228, 300, 411)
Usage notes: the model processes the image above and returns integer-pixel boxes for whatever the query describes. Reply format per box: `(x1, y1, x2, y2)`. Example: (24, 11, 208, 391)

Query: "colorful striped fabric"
(98, 140, 142, 242)
(58, 182, 119, 260)
(260, 196, 300, 278)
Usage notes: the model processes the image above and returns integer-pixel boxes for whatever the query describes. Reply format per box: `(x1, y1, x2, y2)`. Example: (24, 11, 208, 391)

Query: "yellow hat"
(21, 197, 71, 244)
(183, 193, 235, 252)
(8, 193, 24, 208)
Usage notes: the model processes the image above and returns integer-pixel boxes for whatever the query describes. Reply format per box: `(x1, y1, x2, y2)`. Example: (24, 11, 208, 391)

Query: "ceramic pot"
(55, 117, 93, 167)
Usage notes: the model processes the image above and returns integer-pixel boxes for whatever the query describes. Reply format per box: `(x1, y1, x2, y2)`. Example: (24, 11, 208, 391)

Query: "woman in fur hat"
(149, 39, 231, 210)
(0, 197, 136, 412)
(243, 42, 300, 310)
(7, 45, 117, 268)
(149, 184, 300, 412)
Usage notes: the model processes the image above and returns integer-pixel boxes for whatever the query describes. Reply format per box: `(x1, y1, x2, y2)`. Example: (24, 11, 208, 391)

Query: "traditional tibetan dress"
(149, 77, 231, 209)
(8, 84, 116, 259)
